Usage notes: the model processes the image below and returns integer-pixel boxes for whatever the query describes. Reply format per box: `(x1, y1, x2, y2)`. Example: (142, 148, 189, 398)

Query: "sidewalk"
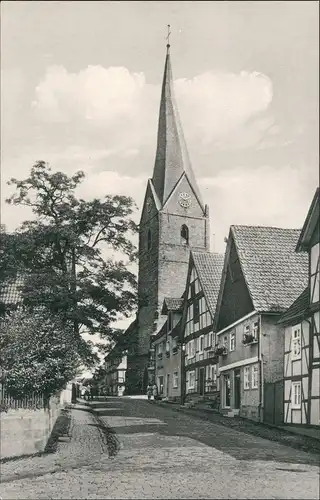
(153, 400, 320, 454)
(0, 402, 106, 484)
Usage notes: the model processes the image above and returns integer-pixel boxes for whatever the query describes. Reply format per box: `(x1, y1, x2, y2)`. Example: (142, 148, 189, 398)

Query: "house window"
(244, 366, 250, 390)
(209, 332, 214, 347)
(206, 364, 217, 383)
(199, 335, 205, 353)
(223, 335, 228, 348)
(252, 364, 259, 389)
(158, 376, 164, 395)
(310, 242, 319, 304)
(292, 325, 301, 360)
(244, 325, 250, 338)
(253, 321, 259, 340)
(173, 371, 179, 388)
(188, 370, 196, 389)
(291, 382, 301, 408)
(230, 332, 236, 351)
(181, 224, 189, 245)
(187, 340, 195, 359)
(166, 340, 170, 352)
(147, 229, 152, 250)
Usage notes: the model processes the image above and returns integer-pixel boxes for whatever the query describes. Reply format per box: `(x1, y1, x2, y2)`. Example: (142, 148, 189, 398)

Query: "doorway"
(166, 374, 170, 398)
(199, 368, 205, 396)
(234, 369, 241, 409)
(224, 374, 231, 407)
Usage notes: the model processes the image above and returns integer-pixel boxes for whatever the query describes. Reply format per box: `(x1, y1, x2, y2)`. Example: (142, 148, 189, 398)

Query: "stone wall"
(0, 394, 61, 460)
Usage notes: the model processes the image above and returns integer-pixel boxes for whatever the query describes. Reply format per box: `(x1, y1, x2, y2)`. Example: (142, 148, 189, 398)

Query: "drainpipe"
(258, 314, 263, 423)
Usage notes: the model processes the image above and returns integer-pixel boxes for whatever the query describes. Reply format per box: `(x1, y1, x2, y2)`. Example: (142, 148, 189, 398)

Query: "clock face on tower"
(178, 192, 191, 208)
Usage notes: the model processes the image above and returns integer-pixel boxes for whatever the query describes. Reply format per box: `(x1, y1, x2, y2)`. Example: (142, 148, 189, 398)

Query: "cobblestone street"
(1, 398, 319, 499)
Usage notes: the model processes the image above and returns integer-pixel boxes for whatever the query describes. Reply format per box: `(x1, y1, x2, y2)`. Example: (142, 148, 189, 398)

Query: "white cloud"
(32, 64, 273, 151)
(200, 164, 316, 253)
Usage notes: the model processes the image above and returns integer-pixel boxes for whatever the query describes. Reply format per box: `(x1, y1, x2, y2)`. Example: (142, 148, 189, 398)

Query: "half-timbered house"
(182, 251, 224, 405)
(280, 188, 319, 426)
(214, 225, 308, 423)
(152, 298, 183, 400)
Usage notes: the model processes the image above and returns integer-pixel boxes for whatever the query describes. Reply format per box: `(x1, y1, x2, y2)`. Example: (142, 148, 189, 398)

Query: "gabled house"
(280, 188, 319, 426)
(152, 298, 183, 400)
(182, 251, 224, 405)
(104, 347, 127, 397)
(214, 225, 308, 424)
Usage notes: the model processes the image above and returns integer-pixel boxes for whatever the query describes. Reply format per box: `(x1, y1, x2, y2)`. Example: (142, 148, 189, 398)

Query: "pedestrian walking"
(152, 383, 158, 400)
(146, 384, 152, 401)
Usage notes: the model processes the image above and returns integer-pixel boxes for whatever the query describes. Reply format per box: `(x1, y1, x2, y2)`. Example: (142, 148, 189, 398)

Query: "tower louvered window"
(181, 224, 189, 245)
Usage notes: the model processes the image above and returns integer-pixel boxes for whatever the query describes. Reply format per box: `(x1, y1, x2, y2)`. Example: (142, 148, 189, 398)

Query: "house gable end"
(215, 234, 254, 331)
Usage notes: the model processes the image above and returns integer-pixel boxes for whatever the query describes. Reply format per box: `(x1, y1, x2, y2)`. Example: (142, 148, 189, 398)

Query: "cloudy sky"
(1, 1, 319, 339)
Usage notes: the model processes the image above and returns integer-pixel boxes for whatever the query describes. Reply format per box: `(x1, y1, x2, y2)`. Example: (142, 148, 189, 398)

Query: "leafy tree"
(3, 161, 138, 356)
(0, 309, 94, 399)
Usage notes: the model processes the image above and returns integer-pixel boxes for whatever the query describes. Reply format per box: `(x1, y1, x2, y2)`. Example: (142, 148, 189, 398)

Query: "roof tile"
(231, 225, 308, 313)
(192, 251, 224, 317)
(278, 287, 309, 325)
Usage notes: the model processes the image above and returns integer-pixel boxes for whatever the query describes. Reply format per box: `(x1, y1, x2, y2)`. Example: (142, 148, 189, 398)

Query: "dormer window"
(147, 229, 152, 250)
(181, 224, 189, 245)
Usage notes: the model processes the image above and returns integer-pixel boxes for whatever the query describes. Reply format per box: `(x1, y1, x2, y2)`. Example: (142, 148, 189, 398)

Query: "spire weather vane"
(166, 24, 171, 47)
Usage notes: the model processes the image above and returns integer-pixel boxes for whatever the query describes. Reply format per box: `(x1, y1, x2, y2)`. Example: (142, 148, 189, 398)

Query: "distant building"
(104, 349, 127, 397)
(213, 225, 308, 423)
(280, 188, 319, 426)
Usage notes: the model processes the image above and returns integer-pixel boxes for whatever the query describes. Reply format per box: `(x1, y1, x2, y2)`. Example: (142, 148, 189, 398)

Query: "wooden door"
(199, 368, 205, 395)
(234, 369, 241, 409)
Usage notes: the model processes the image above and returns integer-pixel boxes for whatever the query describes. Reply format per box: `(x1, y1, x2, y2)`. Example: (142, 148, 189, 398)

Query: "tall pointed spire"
(151, 31, 204, 210)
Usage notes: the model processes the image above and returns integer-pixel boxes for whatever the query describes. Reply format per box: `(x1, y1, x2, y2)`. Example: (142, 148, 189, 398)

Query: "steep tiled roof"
(231, 225, 308, 313)
(278, 287, 309, 325)
(162, 297, 184, 314)
(192, 251, 224, 317)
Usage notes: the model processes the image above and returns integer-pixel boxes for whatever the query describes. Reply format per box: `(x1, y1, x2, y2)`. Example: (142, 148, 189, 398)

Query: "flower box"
(214, 345, 227, 356)
(242, 334, 257, 346)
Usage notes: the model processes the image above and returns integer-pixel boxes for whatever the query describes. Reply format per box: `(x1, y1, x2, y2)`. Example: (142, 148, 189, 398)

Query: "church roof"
(191, 251, 224, 317)
(217, 225, 309, 316)
(151, 46, 204, 210)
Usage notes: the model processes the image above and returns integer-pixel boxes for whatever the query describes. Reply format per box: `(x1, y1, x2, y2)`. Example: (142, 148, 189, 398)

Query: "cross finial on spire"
(166, 24, 171, 51)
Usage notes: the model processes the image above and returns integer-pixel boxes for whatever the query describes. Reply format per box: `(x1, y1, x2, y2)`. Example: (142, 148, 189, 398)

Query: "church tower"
(136, 40, 210, 389)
